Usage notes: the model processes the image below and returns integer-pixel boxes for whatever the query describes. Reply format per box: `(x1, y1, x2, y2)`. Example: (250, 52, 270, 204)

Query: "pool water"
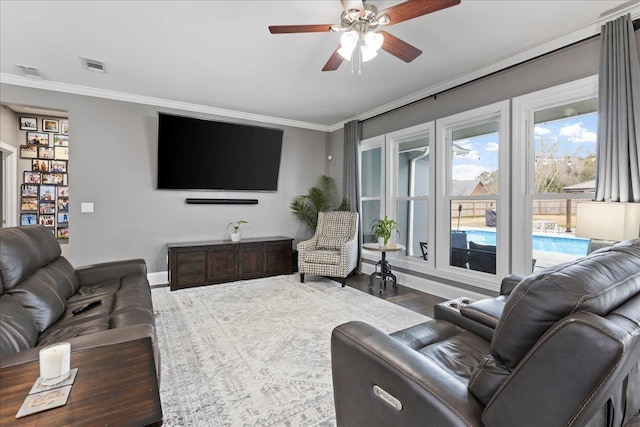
(464, 229, 589, 256)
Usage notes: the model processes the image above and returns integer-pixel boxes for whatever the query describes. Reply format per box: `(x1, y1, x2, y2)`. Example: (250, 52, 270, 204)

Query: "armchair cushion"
(304, 249, 341, 265)
(317, 235, 349, 250)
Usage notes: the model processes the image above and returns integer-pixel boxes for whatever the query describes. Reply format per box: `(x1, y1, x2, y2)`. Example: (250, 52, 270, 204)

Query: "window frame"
(512, 75, 598, 275)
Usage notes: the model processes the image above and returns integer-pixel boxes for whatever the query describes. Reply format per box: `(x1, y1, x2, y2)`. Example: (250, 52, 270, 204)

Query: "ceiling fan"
(268, 0, 461, 72)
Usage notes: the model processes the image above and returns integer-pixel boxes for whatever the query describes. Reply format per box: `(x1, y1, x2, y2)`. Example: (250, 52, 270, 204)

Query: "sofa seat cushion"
(7, 257, 79, 332)
(304, 249, 341, 265)
(0, 294, 39, 357)
(37, 315, 111, 347)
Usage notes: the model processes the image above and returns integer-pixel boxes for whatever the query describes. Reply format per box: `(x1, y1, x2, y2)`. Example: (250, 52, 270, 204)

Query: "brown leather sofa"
(331, 239, 640, 427)
(0, 225, 158, 376)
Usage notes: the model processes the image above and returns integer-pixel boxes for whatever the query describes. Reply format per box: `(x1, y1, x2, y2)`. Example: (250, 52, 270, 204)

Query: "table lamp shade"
(575, 202, 640, 241)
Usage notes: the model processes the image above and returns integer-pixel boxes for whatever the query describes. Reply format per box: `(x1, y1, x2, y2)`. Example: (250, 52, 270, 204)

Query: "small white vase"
(231, 232, 241, 242)
(378, 237, 384, 247)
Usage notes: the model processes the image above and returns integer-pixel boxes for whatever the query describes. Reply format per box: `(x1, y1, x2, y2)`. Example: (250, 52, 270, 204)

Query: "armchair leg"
(300, 273, 305, 283)
(340, 278, 346, 287)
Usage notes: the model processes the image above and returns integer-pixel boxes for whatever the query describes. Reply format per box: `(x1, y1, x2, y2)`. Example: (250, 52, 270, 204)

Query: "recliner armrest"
(460, 296, 507, 330)
(75, 259, 147, 287)
(331, 321, 484, 427)
(500, 274, 525, 295)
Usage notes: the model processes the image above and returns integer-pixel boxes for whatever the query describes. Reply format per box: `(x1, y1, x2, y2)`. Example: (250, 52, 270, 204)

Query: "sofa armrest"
(331, 321, 484, 427)
(75, 259, 148, 287)
(499, 274, 524, 295)
(460, 296, 507, 330)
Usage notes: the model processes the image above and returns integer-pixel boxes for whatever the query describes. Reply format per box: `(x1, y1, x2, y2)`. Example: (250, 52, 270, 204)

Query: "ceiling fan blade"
(379, 31, 422, 62)
(340, 0, 364, 14)
(269, 24, 333, 34)
(377, 0, 460, 26)
(322, 47, 345, 71)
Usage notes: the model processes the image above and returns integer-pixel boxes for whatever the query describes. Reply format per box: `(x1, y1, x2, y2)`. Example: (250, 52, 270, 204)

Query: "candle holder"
(39, 342, 71, 386)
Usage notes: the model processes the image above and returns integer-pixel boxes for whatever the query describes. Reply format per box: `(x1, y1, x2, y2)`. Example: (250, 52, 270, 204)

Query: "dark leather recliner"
(331, 239, 640, 427)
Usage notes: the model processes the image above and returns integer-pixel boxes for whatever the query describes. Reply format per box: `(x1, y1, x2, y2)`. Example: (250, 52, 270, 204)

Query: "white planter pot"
(230, 232, 241, 242)
(378, 237, 384, 247)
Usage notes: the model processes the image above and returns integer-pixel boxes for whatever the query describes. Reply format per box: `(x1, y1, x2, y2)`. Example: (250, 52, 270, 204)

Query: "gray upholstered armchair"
(298, 211, 359, 286)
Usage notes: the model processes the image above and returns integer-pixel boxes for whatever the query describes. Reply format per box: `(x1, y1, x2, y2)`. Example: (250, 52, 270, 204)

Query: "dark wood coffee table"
(0, 337, 162, 426)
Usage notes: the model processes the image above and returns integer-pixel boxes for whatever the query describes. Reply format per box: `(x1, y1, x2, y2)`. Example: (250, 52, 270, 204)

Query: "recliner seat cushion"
(492, 239, 640, 369)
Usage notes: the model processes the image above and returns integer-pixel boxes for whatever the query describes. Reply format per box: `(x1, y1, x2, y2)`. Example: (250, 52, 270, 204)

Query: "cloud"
(454, 139, 471, 150)
(535, 126, 551, 135)
(485, 142, 499, 151)
(452, 164, 488, 181)
(559, 122, 597, 143)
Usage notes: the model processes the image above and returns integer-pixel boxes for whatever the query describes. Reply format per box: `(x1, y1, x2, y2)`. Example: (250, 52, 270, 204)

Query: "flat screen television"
(157, 113, 283, 191)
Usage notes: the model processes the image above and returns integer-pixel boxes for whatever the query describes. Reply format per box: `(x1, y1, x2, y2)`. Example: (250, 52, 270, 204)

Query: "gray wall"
(1, 85, 327, 272)
(327, 30, 640, 189)
(0, 105, 19, 147)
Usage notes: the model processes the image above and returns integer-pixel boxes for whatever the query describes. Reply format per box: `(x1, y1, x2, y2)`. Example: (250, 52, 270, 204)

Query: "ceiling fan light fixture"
(364, 31, 384, 51)
(360, 44, 378, 62)
(338, 30, 358, 60)
(377, 14, 391, 25)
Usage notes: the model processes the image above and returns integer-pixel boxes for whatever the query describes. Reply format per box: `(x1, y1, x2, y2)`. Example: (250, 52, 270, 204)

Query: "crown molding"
(326, 4, 640, 132)
(0, 73, 331, 132)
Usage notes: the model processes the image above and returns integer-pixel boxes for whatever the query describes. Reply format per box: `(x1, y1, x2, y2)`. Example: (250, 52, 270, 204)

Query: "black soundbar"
(185, 198, 259, 205)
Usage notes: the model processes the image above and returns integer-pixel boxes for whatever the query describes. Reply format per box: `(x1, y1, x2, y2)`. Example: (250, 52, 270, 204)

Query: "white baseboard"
(360, 264, 491, 301)
(148, 271, 169, 286)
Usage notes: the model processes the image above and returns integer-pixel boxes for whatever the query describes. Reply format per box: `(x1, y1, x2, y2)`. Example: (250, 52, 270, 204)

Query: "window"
(512, 76, 597, 274)
(359, 135, 384, 244)
(436, 101, 510, 279)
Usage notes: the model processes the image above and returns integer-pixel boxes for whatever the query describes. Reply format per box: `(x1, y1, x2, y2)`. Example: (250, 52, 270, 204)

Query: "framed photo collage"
(19, 117, 69, 240)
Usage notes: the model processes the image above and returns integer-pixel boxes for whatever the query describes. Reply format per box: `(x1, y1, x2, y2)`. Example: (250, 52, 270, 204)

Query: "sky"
(451, 112, 598, 181)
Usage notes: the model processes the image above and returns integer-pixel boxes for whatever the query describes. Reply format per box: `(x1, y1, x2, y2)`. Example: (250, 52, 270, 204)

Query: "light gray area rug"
(152, 274, 430, 426)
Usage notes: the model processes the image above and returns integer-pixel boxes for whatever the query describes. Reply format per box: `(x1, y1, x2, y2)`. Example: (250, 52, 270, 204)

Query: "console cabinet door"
(267, 242, 292, 275)
(173, 249, 207, 290)
(239, 243, 266, 279)
(208, 245, 238, 284)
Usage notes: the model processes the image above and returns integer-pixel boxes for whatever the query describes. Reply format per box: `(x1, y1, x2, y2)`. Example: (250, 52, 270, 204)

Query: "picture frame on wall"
(26, 132, 49, 146)
(21, 213, 38, 226)
(53, 134, 68, 146)
(20, 117, 38, 131)
(50, 160, 67, 172)
(42, 119, 59, 133)
(24, 171, 41, 184)
(20, 145, 38, 159)
(57, 228, 69, 239)
(39, 202, 55, 215)
(57, 186, 69, 197)
(39, 185, 56, 201)
(60, 121, 68, 135)
(54, 146, 69, 160)
(38, 147, 54, 159)
(57, 211, 69, 224)
(22, 184, 39, 197)
(57, 197, 69, 210)
(39, 214, 55, 227)
(32, 159, 49, 172)
(20, 198, 38, 211)
(41, 172, 64, 185)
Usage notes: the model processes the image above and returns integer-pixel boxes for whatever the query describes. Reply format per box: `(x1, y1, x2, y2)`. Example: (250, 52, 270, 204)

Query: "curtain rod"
(362, 18, 640, 124)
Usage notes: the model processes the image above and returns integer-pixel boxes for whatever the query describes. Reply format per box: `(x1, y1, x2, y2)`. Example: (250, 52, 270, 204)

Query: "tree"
(289, 175, 351, 233)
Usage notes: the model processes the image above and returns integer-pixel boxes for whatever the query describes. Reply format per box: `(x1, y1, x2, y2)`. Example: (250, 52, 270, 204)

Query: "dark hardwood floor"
(343, 272, 446, 318)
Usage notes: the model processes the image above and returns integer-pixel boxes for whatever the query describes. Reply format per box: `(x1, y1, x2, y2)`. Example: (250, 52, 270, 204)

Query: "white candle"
(39, 343, 71, 385)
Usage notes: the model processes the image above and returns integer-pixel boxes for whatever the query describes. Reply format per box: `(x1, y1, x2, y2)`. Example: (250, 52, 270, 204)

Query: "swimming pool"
(464, 229, 589, 256)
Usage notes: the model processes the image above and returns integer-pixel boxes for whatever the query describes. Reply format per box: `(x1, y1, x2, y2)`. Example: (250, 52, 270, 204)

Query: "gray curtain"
(343, 120, 362, 271)
(595, 14, 640, 202)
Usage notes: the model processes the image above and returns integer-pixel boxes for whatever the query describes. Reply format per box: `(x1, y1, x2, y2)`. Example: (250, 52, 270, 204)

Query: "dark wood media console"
(167, 237, 293, 291)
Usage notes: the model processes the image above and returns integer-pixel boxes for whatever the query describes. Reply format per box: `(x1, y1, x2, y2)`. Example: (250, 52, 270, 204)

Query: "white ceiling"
(1, 1, 638, 130)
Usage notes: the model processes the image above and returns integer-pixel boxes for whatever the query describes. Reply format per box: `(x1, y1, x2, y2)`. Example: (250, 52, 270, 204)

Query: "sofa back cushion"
(491, 239, 640, 369)
(6, 257, 78, 332)
(0, 226, 61, 291)
(0, 294, 39, 357)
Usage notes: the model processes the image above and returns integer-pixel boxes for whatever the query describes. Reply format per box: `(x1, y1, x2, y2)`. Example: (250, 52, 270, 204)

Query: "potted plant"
(226, 220, 247, 242)
(290, 175, 351, 234)
(371, 216, 400, 247)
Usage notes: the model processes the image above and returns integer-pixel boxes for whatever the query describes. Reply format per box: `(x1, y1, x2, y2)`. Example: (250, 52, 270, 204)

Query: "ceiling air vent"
(80, 57, 106, 73)
(16, 65, 43, 79)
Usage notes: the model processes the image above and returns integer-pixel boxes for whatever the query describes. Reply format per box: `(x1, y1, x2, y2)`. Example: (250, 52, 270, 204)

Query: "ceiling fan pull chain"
(358, 46, 363, 76)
